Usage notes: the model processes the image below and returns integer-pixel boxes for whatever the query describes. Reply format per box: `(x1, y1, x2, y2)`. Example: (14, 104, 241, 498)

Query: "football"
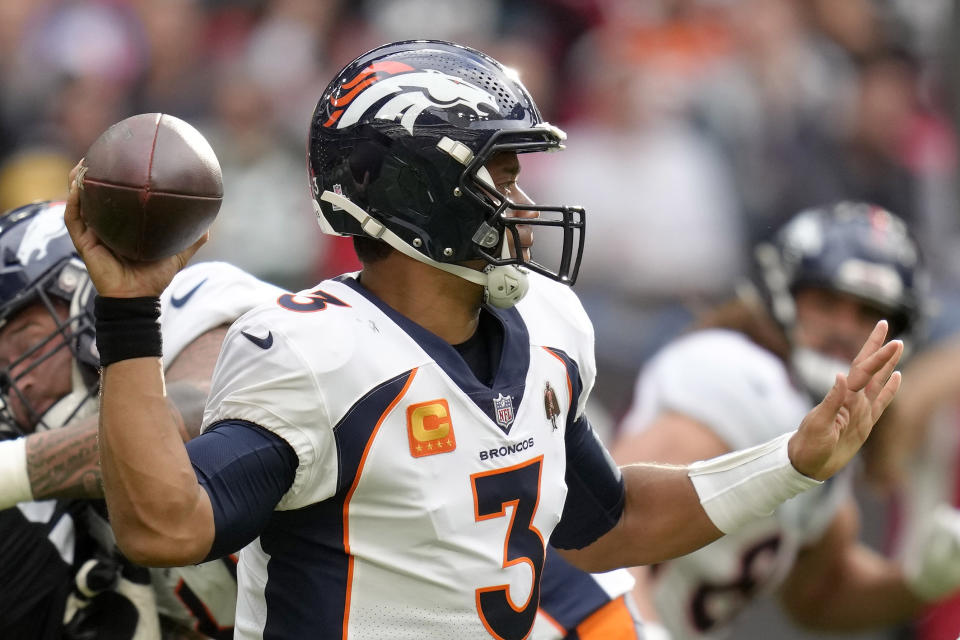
(78, 113, 223, 261)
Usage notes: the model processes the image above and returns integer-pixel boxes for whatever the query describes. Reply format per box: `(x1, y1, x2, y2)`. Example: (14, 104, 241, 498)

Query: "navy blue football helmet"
(308, 40, 584, 307)
(0, 201, 99, 433)
(755, 201, 925, 395)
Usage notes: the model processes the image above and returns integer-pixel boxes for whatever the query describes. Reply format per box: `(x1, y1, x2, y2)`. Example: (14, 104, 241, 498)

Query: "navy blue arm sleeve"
(549, 414, 625, 550)
(185, 420, 298, 561)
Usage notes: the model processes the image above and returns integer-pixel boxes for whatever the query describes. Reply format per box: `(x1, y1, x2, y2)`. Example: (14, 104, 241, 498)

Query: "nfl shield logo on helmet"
(330, 184, 344, 210)
(492, 393, 515, 432)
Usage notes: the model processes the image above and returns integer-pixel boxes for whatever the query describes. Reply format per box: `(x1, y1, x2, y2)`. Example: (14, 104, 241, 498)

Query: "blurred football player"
(615, 202, 960, 639)
(67, 41, 900, 640)
(0, 201, 284, 638)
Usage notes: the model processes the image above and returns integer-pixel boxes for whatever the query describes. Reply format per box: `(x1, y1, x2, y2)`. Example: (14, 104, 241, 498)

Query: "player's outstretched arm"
(779, 501, 960, 631)
(863, 334, 960, 490)
(558, 321, 902, 572)
(778, 500, 925, 631)
(64, 162, 214, 567)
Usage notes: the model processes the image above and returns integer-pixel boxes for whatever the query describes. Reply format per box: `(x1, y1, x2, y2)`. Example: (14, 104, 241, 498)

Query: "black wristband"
(94, 296, 162, 367)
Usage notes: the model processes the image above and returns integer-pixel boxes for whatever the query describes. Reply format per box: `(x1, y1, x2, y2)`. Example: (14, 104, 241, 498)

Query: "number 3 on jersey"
(471, 456, 545, 640)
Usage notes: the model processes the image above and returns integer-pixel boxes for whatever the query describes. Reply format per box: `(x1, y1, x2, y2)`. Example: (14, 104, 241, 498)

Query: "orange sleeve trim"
(575, 595, 640, 640)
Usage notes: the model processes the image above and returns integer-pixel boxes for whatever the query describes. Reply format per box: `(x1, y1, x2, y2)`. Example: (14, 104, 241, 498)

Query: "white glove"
(63, 554, 161, 640)
(902, 504, 960, 602)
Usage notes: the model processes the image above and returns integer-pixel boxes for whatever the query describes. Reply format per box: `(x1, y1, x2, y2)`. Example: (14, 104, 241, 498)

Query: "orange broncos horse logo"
(323, 61, 500, 134)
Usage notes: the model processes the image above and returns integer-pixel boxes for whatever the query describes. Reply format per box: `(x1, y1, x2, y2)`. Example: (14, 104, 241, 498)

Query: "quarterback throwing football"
(65, 40, 901, 640)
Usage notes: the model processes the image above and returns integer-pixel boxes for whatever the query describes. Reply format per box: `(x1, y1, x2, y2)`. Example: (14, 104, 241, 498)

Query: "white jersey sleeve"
(159, 261, 285, 367)
(621, 330, 809, 450)
(200, 301, 343, 511)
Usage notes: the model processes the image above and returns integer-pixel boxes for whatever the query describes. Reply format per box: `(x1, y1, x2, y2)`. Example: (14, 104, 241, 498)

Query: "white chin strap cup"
(483, 236, 529, 308)
(318, 191, 529, 309)
(483, 264, 529, 308)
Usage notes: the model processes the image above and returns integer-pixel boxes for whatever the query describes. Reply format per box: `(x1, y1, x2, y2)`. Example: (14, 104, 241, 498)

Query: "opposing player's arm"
(17, 326, 229, 504)
(164, 325, 231, 440)
(778, 500, 923, 630)
(558, 322, 901, 572)
(864, 334, 960, 489)
(21, 415, 100, 502)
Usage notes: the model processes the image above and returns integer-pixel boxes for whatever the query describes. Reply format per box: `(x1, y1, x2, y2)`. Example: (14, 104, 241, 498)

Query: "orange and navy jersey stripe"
(256, 369, 416, 639)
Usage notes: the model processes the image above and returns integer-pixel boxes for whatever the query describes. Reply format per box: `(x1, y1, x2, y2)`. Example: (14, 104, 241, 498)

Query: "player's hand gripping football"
(788, 320, 903, 481)
(64, 161, 207, 298)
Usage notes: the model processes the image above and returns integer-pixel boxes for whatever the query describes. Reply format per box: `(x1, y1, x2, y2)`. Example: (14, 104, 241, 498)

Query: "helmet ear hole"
(348, 141, 385, 187)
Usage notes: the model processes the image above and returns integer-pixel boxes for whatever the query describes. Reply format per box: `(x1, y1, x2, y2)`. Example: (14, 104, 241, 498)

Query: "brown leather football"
(78, 113, 222, 261)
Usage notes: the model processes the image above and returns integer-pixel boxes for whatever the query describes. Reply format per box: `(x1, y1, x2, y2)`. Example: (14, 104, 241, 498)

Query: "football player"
(614, 202, 960, 639)
(67, 41, 901, 640)
(0, 201, 284, 638)
(0, 202, 643, 639)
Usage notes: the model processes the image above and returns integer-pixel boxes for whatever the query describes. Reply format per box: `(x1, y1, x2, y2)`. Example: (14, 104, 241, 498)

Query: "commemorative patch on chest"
(543, 382, 561, 431)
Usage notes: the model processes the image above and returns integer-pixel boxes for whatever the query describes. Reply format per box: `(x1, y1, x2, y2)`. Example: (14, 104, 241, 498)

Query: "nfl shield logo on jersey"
(492, 393, 515, 432)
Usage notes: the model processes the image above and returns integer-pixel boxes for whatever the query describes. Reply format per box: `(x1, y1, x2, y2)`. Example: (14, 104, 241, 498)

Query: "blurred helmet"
(0, 201, 98, 433)
(307, 40, 584, 308)
(755, 201, 925, 396)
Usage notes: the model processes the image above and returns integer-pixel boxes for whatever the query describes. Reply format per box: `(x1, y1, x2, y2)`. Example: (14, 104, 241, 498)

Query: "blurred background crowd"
(0, 1, 957, 637)
(2, 0, 958, 415)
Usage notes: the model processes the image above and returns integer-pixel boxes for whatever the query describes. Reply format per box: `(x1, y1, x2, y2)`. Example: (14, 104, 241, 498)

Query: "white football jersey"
(620, 330, 851, 640)
(202, 272, 616, 639)
(154, 261, 285, 633)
